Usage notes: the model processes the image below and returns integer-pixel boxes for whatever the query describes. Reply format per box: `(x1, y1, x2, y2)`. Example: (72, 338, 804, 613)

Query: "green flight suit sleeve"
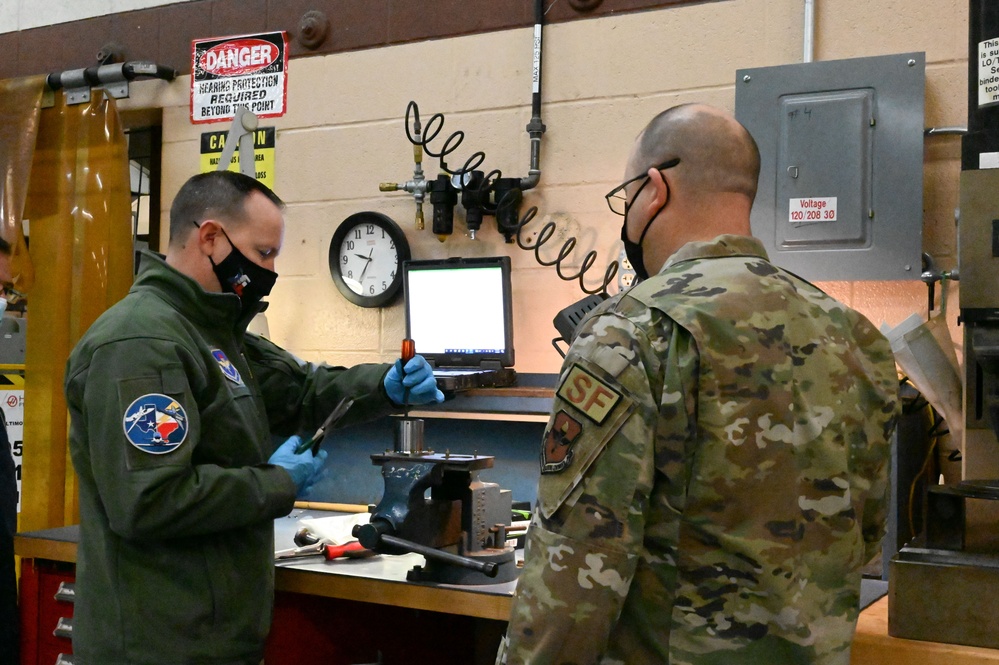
(70, 337, 296, 541)
(499, 308, 677, 665)
(241, 332, 397, 437)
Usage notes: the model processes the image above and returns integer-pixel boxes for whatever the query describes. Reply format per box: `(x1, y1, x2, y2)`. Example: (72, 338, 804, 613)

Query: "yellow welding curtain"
(8, 84, 134, 531)
(0, 77, 41, 293)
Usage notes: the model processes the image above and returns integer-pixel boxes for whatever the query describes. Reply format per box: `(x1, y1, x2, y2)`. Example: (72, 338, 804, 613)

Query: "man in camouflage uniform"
(497, 104, 899, 665)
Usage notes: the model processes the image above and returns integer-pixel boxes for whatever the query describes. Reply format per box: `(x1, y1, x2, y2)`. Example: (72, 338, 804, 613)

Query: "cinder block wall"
(116, 0, 965, 378)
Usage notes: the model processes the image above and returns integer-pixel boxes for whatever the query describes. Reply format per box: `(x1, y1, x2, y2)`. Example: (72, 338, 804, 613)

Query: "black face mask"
(621, 220, 649, 282)
(196, 222, 278, 313)
(619, 178, 668, 283)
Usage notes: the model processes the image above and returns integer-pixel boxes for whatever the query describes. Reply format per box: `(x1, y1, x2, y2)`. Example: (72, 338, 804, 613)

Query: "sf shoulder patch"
(212, 348, 243, 385)
(541, 410, 583, 474)
(122, 393, 189, 454)
(556, 363, 622, 424)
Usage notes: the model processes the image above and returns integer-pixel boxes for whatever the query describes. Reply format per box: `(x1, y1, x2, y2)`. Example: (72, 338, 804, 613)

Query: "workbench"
(16, 513, 999, 665)
(14, 511, 514, 665)
(272, 509, 517, 622)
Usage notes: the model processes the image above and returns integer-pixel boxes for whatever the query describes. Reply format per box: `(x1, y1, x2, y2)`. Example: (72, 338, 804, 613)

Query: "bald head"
(619, 104, 761, 275)
(631, 104, 760, 204)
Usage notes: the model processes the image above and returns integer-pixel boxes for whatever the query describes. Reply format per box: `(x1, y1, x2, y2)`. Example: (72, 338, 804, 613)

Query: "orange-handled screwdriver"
(401, 338, 416, 363)
(401, 338, 415, 417)
(322, 541, 375, 560)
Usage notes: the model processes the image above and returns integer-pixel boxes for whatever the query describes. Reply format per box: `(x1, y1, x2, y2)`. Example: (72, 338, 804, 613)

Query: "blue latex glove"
(383, 354, 445, 406)
(267, 435, 328, 493)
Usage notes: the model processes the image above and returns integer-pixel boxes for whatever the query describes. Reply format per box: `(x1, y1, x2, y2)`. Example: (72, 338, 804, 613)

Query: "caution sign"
(200, 127, 276, 190)
(0, 382, 24, 513)
(191, 31, 288, 124)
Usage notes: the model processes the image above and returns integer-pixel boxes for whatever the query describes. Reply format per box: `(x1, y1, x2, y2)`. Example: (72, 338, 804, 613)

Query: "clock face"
(329, 212, 410, 307)
(338, 223, 398, 297)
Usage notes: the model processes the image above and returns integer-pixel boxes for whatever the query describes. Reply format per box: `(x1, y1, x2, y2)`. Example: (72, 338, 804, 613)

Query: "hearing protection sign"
(191, 31, 288, 124)
(200, 127, 276, 190)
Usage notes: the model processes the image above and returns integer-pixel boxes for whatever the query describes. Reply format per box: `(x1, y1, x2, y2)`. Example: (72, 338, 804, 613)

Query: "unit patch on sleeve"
(122, 393, 189, 454)
(557, 363, 622, 424)
(541, 410, 583, 474)
(211, 348, 244, 385)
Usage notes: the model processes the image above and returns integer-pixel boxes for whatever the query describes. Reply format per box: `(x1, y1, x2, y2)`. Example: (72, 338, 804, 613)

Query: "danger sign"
(191, 31, 288, 124)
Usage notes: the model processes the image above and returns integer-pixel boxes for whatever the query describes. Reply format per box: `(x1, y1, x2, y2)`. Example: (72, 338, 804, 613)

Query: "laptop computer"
(403, 256, 517, 392)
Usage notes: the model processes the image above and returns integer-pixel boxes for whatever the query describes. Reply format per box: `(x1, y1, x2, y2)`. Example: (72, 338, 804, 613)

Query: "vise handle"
(352, 521, 498, 578)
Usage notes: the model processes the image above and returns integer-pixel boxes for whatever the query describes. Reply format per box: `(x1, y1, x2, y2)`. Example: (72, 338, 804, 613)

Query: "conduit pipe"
(520, 0, 547, 191)
(803, 0, 816, 63)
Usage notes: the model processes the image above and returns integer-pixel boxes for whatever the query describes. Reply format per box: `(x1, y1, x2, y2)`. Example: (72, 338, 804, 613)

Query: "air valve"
(492, 177, 524, 243)
(460, 171, 489, 240)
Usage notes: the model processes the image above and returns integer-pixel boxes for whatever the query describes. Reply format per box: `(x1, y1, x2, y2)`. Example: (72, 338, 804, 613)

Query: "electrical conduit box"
(735, 52, 925, 281)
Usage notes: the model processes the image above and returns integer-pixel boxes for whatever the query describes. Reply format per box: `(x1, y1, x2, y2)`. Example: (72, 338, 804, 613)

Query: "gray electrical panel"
(736, 52, 925, 281)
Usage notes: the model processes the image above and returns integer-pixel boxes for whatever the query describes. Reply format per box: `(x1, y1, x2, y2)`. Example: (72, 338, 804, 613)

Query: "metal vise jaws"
(352, 432, 518, 585)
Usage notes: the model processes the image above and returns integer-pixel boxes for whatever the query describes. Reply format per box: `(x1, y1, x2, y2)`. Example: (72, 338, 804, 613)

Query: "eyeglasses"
(604, 157, 681, 216)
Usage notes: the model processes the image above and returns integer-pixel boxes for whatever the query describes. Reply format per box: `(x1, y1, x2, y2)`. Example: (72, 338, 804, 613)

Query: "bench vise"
(352, 419, 518, 585)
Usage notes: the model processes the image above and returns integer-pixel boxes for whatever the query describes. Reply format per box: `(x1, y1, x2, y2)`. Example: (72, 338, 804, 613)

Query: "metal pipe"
(803, 0, 816, 63)
(352, 521, 499, 576)
(46, 61, 175, 91)
(521, 0, 546, 191)
(378, 533, 499, 577)
(925, 127, 969, 136)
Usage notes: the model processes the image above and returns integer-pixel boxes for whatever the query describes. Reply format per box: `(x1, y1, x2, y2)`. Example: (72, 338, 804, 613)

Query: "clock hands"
(358, 248, 374, 280)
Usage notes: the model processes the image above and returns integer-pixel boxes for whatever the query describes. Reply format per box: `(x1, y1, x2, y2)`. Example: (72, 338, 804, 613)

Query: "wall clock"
(329, 211, 411, 307)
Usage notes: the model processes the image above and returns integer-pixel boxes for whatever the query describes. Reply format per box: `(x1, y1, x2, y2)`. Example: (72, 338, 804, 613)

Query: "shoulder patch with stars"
(122, 393, 189, 454)
(211, 348, 243, 385)
(556, 363, 622, 424)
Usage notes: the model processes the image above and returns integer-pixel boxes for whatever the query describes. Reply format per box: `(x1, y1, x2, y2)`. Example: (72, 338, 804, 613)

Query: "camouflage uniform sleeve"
(856, 334, 901, 563)
(498, 306, 670, 665)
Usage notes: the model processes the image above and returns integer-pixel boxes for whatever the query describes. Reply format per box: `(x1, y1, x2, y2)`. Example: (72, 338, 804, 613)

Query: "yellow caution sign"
(0, 368, 25, 388)
(200, 127, 275, 189)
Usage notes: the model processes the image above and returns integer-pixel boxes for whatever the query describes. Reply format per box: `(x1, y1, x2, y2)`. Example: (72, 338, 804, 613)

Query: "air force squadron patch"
(212, 348, 243, 385)
(123, 394, 189, 454)
(557, 363, 622, 424)
(541, 410, 583, 474)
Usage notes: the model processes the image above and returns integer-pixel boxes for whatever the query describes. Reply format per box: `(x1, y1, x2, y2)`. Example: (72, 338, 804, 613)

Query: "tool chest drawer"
(19, 559, 76, 665)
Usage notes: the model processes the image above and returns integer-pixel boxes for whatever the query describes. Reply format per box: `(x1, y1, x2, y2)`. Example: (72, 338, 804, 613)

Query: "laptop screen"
(403, 256, 514, 369)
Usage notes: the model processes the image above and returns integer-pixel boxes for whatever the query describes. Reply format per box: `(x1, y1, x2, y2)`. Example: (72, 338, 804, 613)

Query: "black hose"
(405, 101, 480, 176)
(514, 206, 619, 295)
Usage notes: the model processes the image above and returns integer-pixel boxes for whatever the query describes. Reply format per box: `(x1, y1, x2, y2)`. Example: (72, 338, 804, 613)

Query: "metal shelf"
(407, 373, 556, 421)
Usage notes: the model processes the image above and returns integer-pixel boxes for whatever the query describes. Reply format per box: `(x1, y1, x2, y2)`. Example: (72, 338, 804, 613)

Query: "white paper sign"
(789, 197, 837, 223)
(980, 152, 999, 169)
(1, 390, 24, 513)
(979, 37, 999, 108)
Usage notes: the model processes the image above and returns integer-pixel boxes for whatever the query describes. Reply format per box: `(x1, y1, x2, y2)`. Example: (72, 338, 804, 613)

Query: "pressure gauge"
(329, 212, 411, 308)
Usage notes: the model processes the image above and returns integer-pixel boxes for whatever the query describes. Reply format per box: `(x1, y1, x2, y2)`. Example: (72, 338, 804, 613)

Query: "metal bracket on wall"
(46, 61, 176, 105)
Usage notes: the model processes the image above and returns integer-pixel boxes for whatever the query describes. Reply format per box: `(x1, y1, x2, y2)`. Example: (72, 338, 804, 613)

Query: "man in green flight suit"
(65, 170, 442, 664)
(497, 104, 900, 665)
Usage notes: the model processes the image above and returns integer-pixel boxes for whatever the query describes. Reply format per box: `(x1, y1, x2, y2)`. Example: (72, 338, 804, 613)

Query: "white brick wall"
(112, 0, 966, 376)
